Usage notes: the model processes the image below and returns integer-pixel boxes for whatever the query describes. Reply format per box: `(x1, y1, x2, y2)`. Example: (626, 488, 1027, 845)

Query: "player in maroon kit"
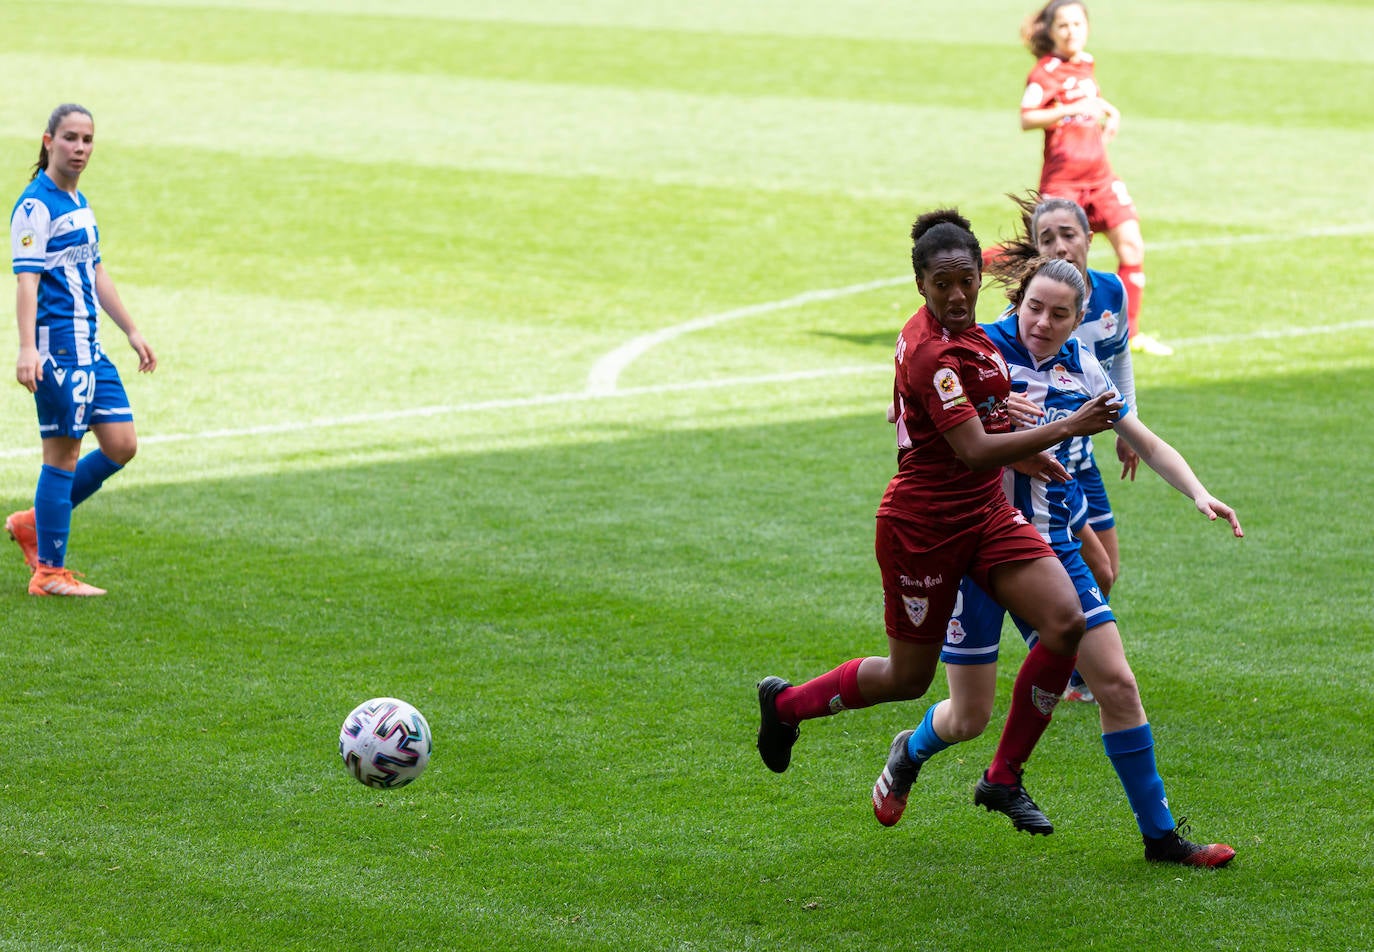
(756, 209, 1121, 830)
(1020, 1, 1171, 356)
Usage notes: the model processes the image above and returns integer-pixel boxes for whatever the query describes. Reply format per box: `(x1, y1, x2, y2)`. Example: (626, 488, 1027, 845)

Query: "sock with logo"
(34, 464, 75, 568)
(906, 701, 954, 765)
(1103, 723, 1175, 838)
(986, 642, 1076, 784)
(775, 658, 869, 723)
(70, 448, 124, 508)
(1118, 262, 1145, 338)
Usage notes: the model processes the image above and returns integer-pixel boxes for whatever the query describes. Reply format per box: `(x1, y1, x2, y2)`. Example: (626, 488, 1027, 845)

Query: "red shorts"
(875, 504, 1053, 645)
(1041, 177, 1139, 234)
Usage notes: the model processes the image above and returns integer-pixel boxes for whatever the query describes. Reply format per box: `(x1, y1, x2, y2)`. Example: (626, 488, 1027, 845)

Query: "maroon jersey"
(878, 306, 1012, 525)
(1022, 53, 1113, 187)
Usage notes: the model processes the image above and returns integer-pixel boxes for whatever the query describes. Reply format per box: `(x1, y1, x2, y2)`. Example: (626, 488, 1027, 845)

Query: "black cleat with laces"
(1144, 817, 1236, 867)
(756, 677, 799, 773)
(974, 770, 1054, 835)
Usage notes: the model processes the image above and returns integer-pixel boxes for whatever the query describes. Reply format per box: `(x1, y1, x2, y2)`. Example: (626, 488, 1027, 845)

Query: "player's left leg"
(1075, 621, 1235, 866)
(80, 420, 137, 505)
(81, 358, 139, 505)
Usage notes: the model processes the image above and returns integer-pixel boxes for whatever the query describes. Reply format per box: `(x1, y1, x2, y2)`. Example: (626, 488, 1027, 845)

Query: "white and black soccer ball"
(339, 697, 432, 789)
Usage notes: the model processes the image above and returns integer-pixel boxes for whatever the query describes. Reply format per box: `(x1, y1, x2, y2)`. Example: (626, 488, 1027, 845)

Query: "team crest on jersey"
(1099, 310, 1117, 335)
(1050, 365, 1082, 392)
(902, 595, 930, 628)
(946, 618, 966, 644)
(933, 367, 963, 402)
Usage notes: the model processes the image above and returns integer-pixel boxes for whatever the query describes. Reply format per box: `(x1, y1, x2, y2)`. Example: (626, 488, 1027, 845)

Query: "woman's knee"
(1038, 609, 1086, 655)
(940, 703, 992, 743)
(1091, 667, 1142, 715)
(99, 435, 138, 466)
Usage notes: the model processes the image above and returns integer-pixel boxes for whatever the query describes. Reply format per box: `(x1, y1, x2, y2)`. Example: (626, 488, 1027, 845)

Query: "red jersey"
(877, 306, 1013, 526)
(1022, 53, 1113, 187)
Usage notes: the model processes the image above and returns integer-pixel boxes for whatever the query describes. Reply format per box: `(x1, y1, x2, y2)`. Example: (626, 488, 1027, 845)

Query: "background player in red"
(756, 209, 1120, 828)
(1019, 0, 1172, 356)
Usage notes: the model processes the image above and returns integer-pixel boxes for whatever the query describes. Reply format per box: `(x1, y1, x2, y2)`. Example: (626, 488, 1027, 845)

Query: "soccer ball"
(339, 697, 432, 789)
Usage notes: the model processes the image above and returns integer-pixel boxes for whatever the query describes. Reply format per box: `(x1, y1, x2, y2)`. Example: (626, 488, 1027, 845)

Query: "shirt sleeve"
(1021, 64, 1057, 112)
(905, 341, 981, 434)
(1110, 345, 1137, 415)
(11, 199, 49, 273)
(1083, 349, 1131, 421)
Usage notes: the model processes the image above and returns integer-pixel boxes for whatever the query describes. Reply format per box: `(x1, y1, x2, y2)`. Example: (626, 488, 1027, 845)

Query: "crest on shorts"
(902, 595, 930, 628)
(946, 617, 966, 644)
(933, 367, 963, 402)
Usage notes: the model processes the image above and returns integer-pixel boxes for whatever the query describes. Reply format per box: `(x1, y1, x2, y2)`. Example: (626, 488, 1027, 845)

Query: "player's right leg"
(28, 387, 104, 596)
(973, 553, 1084, 834)
(5, 507, 39, 571)
(756, 518, 960, 773)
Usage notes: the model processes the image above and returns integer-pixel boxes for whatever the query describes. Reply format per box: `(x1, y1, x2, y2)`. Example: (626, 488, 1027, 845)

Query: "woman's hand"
(1011, 451, 1070, 484)
(1116, 434, 1139, 481)
(15, 345, 42, 393)
(127, 331, 157, 373)
(1006, 392, 1043, 429)
(1195, 495, 1244, 538)
(1063, 391, 1123, 437)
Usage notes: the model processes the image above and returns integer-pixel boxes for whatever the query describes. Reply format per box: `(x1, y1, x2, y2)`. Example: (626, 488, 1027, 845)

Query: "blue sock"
(1103, 723, 1176, 839)
(71, 449, 123, 507)
(34, 464, 75, 568)
(905, 702, 954, 765)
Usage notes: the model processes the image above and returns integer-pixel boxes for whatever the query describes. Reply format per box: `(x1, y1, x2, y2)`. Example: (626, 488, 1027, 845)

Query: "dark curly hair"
(910, 208, 982, 279)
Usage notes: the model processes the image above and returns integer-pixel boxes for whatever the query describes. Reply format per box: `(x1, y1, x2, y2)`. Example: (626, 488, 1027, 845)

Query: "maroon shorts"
(1041, 177, 1139, 234)
(875, 504, 1053, 645)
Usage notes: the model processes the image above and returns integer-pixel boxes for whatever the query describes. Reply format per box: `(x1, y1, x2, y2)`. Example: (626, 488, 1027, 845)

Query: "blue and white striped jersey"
(984, 310, 1132, 550)
(997, 267, 1132, 472)
(11, 170, 104, 366)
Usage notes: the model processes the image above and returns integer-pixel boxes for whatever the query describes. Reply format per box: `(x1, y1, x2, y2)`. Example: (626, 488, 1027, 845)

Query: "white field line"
(4, 314, 1371, 461)
(0, 225, 1369, 461)
(585, 276, 909, 395)
(0, 366, 886, 460)
(586, 223, 1374, 394)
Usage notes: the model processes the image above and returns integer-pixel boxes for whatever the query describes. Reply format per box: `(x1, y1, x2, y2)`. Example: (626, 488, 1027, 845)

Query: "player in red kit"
(1019, 1, 1172, 356)
(756, 209, 1121, 832)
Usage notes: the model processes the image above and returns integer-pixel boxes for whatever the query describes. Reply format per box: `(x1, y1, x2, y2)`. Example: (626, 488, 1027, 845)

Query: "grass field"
(1, 1, 1371, 949)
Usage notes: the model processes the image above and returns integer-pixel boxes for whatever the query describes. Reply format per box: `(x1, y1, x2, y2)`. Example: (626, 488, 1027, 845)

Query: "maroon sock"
(986, 643, 1076, 784)
(776, 658, 868, 723)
